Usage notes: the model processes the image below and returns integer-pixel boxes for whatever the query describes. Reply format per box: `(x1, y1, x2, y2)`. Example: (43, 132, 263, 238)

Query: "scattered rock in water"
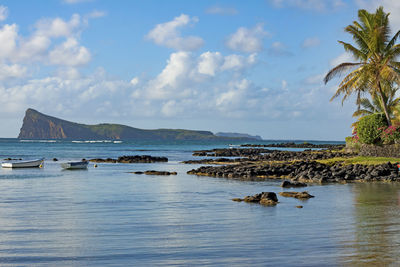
(281, 180, 307, 188)
(90, 155, 168, 163)
(296, 205, 303, 208)
(279, 191, 314, 199)
(130, 170, 177, 175)
(233, 192, 278, 206)
(53, 158, 58, 161)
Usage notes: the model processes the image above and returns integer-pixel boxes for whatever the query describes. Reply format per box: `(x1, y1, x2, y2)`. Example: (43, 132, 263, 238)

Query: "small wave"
(72, 140, 122, 144)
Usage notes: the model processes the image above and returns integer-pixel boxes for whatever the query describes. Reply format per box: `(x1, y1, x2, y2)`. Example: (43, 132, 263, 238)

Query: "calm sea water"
(0, 138, 399, 266)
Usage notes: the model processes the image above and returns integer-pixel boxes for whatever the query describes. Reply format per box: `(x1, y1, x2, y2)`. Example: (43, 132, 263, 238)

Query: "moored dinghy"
(61, 161, 89, 170)
(1, 158, 44, 168)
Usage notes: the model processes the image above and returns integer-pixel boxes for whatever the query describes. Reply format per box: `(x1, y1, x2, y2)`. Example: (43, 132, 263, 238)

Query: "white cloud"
(130, 77, 139, 86)
(197, 51, 223, 76)
(206, 6, 238, 15)
(146, 14, 204, 51)
(0, 64, 27, 80)
(0, 6, 8, 21)
(226, 24, 268, 53)
(0, 24, 17, 59)
(302, 37, 321, 48)
(269, 0, 345, 11)
(49, 38, 91, 66)
(35, 14, 81, 38)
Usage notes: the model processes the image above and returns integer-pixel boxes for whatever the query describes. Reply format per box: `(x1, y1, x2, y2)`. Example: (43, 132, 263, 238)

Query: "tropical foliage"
(324, 6, 400, 127)
(356, 113, 387, 144)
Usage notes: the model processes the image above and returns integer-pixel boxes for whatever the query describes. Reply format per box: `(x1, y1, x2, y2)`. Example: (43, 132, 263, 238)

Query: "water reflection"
(344, 183, 400, 265)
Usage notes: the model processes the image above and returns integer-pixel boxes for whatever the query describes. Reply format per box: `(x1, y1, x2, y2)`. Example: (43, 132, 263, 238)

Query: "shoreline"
(186, 145, 400, 184)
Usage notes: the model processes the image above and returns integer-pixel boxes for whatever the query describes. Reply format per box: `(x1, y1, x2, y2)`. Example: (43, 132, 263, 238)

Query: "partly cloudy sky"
(0, 0, 398, 140)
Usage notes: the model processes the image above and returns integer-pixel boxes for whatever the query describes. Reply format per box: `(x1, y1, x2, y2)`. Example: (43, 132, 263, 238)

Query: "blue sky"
(0, 0, 398, 140)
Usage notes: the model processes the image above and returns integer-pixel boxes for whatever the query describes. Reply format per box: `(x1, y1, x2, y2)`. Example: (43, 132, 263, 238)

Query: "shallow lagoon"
(0, 139, 399, 266)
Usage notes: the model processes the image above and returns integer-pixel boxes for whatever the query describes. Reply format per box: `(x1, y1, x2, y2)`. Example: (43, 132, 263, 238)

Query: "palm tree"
(324, 6, 400, 126)
(352, 82, 400, 119)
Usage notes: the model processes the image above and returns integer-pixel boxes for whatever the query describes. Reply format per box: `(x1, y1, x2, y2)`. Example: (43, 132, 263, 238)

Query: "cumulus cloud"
(49, 38, 91, 66)
(226, 24, 268, 53)
(206, 6, 238, 15)
(0, 6, 8, 21)
(269, 0, 345, 11)
(146, 14, 204, 51)
(302, 37, 320, 48)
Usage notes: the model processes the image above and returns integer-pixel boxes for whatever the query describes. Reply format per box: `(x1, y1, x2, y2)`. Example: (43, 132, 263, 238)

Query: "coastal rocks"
(90, 155, 168, 163)
(187, 160, 400, 183)
(241, 142, 345, 150)
(279, 191, 314, 199)
(131, 170, 177, 175)
(182, 158, 239, 164)
(193, 148, 271, 157)
(281, 180, 307, 188)
(233, 192, 278, 206)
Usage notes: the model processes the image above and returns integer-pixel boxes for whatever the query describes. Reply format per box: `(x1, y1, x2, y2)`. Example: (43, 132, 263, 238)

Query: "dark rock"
(279, 191, 314, 199)
(143, 170, 177, 175)
(52, 158, 58, 161)
(281, 180, 307, 188)
(90, 155, 168, 163)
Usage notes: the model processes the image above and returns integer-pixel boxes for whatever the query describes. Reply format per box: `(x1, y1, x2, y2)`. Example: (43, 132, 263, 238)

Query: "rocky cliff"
(17, 109, 234, 141)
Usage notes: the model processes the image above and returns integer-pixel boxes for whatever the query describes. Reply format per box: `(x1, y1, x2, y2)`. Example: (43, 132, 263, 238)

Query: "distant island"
(18, 109, 261, 141)
(216, 132, 262, 140)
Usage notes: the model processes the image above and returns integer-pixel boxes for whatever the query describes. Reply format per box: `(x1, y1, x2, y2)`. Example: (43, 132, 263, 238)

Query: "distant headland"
(18, 108, 262, 141)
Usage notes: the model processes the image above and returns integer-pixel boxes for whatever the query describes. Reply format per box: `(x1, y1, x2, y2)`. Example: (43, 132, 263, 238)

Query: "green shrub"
(357, 113, 387, 144)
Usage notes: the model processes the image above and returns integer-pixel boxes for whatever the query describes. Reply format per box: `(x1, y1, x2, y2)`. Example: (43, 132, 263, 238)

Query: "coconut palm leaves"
(324, 6, 400, 126)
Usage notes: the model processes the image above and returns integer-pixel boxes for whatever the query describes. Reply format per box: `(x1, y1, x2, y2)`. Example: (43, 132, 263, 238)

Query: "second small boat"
(61, 161, 89, 170)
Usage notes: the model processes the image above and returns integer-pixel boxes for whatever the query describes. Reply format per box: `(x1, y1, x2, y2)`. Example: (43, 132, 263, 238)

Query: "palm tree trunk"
(377, 80, 392, 126)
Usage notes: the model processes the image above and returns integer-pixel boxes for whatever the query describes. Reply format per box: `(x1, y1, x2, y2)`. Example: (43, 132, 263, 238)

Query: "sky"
(0, 0, 399, 140)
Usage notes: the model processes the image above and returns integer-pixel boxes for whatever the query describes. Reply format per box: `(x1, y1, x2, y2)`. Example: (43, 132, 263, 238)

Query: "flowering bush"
(380, 125, 400, 144)
(357, 113, 387, 144)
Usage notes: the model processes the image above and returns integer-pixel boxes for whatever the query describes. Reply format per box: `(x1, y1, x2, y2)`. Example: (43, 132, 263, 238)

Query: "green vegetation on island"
(325, 7, 400, 152)
(17, 108, 256, 141)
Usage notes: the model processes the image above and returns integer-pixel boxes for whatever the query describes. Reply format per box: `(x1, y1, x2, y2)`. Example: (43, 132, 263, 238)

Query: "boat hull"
(61, 161, 89, 170)
(1, 158, 44, 168)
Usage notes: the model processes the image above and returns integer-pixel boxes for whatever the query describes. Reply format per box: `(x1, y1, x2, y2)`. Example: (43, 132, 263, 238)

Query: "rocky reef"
(90, 155, 168, 163)
(188, 160, 400, 183)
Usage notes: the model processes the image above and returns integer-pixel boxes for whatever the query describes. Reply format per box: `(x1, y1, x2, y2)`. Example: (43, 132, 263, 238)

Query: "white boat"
(1, 158, 44, 168)
(61, 161, 89, 170)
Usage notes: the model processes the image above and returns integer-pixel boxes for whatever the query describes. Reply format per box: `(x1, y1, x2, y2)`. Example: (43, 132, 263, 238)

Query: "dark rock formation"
(90, 155, 168, 163)
(359, 144, 400, 158)
(241, 142, 345, 150)
(187, 160, 400, 183)
(281, 180, 307, 188)
(279, 191, 314, 199)
(233, 192, 278, 206)
(131, 170, 177, 175)
(193, 148, 271, 157)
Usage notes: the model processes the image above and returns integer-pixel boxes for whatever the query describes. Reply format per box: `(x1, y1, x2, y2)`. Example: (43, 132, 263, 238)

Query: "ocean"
(0, 138, 399, 266)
